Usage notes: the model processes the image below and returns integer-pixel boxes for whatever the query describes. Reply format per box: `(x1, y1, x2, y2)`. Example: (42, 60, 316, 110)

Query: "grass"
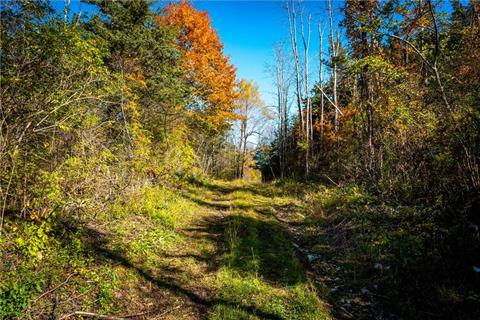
(1, 178, 332, 319)
(3, 177, 477, 319)
(185, 179, 331, 319)
(209, 210, 329, 320)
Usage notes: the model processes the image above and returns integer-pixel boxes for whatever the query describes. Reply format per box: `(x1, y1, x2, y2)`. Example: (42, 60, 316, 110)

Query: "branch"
(59, 311, 126, 320)
(427, 0, 440, 64)
(375, 30, 433, 70)
(30, 273, 78, 306)
(314, 84, 344, 116)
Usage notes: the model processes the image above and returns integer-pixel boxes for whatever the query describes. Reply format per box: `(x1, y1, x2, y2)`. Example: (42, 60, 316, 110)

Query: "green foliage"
(14, 219, 57, 261)
(349, 55, 407, 82)
(96, 267, 120, 312)
(308, 184, 375, 216)
(0, 276, 44, 318)
(109, 185, 198, 227)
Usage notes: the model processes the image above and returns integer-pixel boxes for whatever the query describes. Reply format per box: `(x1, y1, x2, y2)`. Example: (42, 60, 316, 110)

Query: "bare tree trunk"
(241, 127, 247, 179)
(318, 23, 325, 156)
(63, 0, 70, 23)
(272, 44, 290, 178)
(328, 0, 339, 136)
(300, 1, 311, 177)
(277, 87, 285, 178)
(238, 118, 246, 178)
(287, 0, 304, 133)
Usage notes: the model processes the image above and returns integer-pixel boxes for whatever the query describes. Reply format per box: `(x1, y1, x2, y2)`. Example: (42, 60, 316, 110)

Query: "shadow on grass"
(181, 190, 304, 222)
(84, 216, 286, 320)
(221, 214, 307, 286)
(78, 178, 327, 319)
(186, 176, 284, 199)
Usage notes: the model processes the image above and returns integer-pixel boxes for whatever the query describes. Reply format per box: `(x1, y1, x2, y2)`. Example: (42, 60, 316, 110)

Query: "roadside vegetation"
(1, 0, 479, 319)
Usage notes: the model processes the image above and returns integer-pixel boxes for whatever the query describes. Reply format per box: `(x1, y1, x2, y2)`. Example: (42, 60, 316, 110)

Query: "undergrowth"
(303, 184, 480, 319)
(0, 183, 198, 319)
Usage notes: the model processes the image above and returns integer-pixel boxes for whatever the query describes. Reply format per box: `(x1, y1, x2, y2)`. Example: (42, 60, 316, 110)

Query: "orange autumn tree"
(158, 1, 238, 132)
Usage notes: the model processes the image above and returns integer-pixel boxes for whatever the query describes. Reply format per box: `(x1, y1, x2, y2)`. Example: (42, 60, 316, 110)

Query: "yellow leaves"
(29, 212, 42, 222)
(58, 123, 72, 132)
(125, 100, 140, 118)
(125, 99, 152, 160)
(126, 67, 147, 88)
(237, 79, 262, 107)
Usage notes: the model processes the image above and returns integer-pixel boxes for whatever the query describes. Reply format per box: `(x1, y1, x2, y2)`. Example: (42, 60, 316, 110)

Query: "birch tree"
(286, 0, 304, 134)
(328, 0, 340, 136)
(318, 23, 325, 153)
(271, 43, 291, 178)
(299, 1, 312, 176)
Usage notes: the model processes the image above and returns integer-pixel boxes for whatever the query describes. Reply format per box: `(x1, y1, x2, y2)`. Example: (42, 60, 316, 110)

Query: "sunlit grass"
(209, 205, 331, 320)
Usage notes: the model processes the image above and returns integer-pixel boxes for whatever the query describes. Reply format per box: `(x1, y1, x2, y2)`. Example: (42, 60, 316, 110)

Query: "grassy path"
(9, 178, 476, 319)
(86, 182, 331, 319)
(6, 179, 477, 319)
(163, 179, 332, 319)
(162, 179, 393, 319)
(63, 179, 333, 319)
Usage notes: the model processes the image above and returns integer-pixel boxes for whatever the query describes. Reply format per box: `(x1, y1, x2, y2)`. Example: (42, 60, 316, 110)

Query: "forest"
(0, 0, 479, 319)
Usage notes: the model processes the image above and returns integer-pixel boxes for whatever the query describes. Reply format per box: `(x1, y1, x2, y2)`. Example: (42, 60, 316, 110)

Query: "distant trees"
(234, 80, 270, 179)
(260, 0, 479, 202)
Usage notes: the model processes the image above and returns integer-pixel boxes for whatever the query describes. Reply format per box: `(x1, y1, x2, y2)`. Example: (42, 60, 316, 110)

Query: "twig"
(31, 273, 78, 305)
(59, 304, 183, 320)
(59, 311, 126, 320)
(323, 174, 339, 187)
(314, 84, 344, 116)
(156, 304, 183, 318)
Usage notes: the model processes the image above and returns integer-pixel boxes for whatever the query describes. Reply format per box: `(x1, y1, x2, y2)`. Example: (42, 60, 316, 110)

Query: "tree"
(85, 0, 188, 142)
(158, 1, 238, 175)
(0, 0, 120, 224)
(286, 0, 304, 134)
(328, 0, 340, 136)
(299, 1, 312, 176)
(344, 0, 381, 179)
(159, 1, 237, 133)
(234, 80, 270, 179)
(317, 23, 325, 155)
(269, 43, 292, 178)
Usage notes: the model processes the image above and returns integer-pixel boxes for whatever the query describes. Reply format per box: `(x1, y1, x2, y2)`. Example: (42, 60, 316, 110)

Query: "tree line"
(0, 0, 261, 229)
(258, 0, 479, 205)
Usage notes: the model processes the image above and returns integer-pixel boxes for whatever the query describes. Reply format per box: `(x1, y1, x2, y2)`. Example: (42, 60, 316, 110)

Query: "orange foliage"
(158, 1, 238, 130)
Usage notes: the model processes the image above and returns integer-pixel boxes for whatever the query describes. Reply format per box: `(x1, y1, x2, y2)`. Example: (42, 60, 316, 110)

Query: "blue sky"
(193, 1, 344, 107)
(52, 0, 345, 107)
